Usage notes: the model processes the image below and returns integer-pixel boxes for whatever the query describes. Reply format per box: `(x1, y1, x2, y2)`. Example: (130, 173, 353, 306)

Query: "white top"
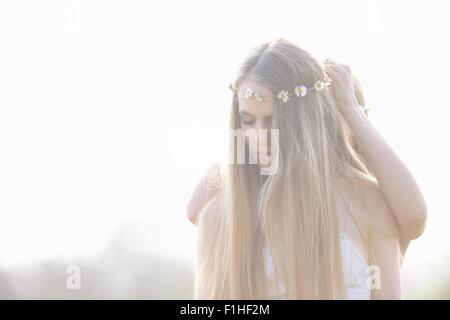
(263, 198, 371, 299)
(263, 233, 371, 299)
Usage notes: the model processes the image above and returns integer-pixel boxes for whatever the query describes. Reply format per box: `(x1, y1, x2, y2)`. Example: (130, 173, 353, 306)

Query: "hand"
(324, 59, 359, 116)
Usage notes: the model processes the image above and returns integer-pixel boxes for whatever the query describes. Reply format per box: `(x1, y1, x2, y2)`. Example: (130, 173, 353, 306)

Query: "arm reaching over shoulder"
(186, 164, 223, 226)
(326, 61, 427, 245)
(345, 104, 427, 242)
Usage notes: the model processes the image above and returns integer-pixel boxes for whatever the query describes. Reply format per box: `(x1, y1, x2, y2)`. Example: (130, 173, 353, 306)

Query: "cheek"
(244, 131, 258, 156)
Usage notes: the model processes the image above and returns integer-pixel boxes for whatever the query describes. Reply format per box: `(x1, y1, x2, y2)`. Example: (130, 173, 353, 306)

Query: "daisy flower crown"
(229, 75, 332, 104)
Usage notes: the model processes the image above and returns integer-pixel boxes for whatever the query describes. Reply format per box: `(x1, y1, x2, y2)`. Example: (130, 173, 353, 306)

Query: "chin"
(257, 155, 272, 168)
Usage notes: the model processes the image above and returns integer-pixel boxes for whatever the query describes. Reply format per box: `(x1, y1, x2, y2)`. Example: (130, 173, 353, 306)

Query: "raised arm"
(326, 61, 427, 244)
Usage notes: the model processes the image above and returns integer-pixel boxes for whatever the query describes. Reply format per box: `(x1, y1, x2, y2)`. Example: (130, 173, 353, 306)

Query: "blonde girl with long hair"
(187, 38, 427, 299)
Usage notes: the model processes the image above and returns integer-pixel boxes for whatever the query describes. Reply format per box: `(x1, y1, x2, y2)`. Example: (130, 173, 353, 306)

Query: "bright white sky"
(0, 0, 449, 292)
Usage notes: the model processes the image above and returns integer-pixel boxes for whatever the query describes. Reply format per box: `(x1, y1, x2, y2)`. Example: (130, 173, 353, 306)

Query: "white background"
(0, 0, 449, 298)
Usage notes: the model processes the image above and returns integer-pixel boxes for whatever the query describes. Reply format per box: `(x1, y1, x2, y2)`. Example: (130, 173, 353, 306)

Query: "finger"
(324, 64, 336, 74)
(334, 63, 350, 74)
(324, 60, 337, 70)
(326, 68, 338, 78)
(325, 66, 335, 74)
(324, 58, 336, 65)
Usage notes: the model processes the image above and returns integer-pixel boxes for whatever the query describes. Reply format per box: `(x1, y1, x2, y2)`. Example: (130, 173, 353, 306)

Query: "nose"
(255, 123, 271, 151)
(247, 117, 272, 152)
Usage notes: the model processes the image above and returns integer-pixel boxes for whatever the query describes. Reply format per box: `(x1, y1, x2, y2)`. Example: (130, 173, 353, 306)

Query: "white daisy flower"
(277, 90, 290, 103)
(314, 81, 325, 91)
(244, 88, 254, 99)
(295, 85, 308, 97)
(254, 92, 263, 101)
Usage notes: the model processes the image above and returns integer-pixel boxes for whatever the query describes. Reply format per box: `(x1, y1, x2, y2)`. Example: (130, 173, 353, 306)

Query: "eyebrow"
(238, 111, 255, 118)
(238, 111, 273, 120)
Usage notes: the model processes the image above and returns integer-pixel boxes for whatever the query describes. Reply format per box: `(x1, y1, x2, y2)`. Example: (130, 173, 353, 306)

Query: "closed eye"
(241, 118, 255, 125)
(239, 111, 256, 126)
(238, 112, 273, 127)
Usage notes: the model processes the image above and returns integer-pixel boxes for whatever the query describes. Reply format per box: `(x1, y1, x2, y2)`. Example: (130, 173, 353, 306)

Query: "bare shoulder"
(186, 163, 224, 226)
(353, 178, 399, 238)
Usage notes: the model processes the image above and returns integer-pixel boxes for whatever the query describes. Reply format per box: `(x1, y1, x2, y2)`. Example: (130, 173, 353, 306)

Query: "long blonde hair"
(195, 39, 376, 299)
